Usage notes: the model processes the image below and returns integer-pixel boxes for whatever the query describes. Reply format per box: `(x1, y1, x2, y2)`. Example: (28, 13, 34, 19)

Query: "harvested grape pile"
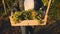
(12, 10, 44, 23)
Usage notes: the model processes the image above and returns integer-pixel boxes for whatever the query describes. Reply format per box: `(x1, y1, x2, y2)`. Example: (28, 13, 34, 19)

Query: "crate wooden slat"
(9, 16, 46, 26)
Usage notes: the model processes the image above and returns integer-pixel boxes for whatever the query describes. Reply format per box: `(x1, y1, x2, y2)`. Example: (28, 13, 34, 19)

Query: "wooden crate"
(9, 0, 52, 26)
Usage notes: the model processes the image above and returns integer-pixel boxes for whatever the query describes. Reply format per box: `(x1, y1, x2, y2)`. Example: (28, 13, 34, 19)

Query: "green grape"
(12, 10, 43, 23)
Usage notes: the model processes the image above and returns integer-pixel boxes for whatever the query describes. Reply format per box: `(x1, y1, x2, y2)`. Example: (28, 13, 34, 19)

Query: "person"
(20, 0, 46, 34)
(11, 0, 20, 16)
(20, 26, 35, 34)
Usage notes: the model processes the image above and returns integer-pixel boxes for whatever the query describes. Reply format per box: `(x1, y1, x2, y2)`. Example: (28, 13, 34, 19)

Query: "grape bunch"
(12, 10, 44, 23)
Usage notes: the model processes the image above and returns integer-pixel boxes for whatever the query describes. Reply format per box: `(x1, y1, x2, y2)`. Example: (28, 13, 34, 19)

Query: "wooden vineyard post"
(2, 0, 6, 14)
